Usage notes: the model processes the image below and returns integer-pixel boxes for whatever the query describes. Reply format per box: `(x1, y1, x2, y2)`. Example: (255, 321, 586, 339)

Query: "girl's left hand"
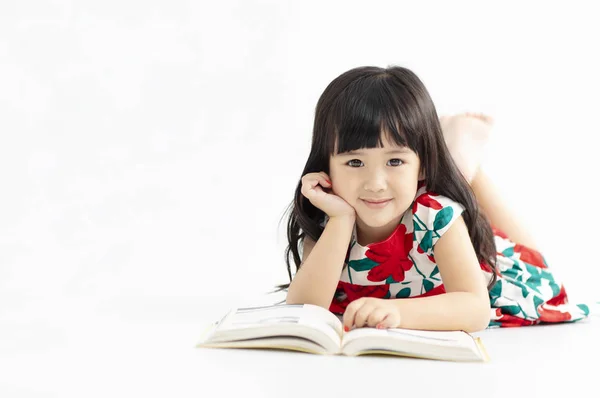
(342, 297, 402, 331)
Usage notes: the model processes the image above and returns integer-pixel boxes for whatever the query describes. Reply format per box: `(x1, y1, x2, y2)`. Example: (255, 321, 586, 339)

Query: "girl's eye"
(346, 159, 403, 167)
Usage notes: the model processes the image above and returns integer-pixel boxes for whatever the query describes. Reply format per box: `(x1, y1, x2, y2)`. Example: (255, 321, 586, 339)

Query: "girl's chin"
(356, 214, 402, 228)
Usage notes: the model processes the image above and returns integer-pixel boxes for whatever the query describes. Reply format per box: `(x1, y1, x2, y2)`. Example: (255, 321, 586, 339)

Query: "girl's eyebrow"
(339, 149, 410, 156)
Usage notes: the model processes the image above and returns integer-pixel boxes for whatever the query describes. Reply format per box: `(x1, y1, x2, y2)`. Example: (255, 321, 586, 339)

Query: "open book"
(196, 303, 489, 362)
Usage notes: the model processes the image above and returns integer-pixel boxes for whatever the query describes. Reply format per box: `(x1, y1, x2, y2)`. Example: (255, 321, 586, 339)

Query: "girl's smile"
(361, 198, 393, 209)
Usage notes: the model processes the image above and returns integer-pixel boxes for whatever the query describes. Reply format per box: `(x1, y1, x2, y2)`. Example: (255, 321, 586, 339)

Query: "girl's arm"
(286, 215, 355, 309)
(391, 216, 491, 332)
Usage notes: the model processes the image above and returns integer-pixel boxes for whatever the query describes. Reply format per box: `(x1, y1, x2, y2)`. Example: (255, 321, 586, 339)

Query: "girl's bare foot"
(439, 112, 494, 183)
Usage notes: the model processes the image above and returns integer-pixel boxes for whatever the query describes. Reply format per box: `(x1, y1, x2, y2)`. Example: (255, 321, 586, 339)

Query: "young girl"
(278, 65, 591, 333)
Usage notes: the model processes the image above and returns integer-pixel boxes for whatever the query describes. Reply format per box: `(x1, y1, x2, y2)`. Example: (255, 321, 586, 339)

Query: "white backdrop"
(1, 1, 599, 394)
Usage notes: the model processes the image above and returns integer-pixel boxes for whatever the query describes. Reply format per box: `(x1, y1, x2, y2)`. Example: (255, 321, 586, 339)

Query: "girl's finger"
(376, 315, 389, 329)
(302, 173, 331, 189)
(319, 179, 332, 188)
(309, 176, 330, 189)
(301, 184, 316, 199)
(302, 177, 323, 194)
(317, 173, 332, 187)
(353, 304, 373, 328)
(315, 173, 331, 186)
(366, 308, 388, 328)
(318, 171, 332, 182)
(376, 312, 401, 329)
(342, 299, 363, 332)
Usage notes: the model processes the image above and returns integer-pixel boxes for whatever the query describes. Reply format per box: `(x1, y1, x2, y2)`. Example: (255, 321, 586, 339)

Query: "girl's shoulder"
(411, 186, 465, 253)
(412, 185, 465, 215)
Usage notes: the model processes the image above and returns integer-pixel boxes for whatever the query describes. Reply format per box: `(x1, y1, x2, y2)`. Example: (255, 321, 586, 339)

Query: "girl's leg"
(440, 113, 539, 250)
(470, 170, 539, 250)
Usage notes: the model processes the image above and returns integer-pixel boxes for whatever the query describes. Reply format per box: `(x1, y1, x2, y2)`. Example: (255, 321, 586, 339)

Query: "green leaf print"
(384, 290, 391, 299)
(489, 280, 502, 305)
(413, 220, 424, 231)
(502, 263, 520, 281)
(501, 304, 522, 316)
(532, 295, 545, 317)
(348, 258, 378, 272)
(423, 279, 434, 292)
(396, 288, 411, 298)
(520, 283, 530, 299)
(540, 268, 555, 283)
(429, 267, 440, 277)
(576, 304, 590, 315)
(523, 262, 545, 293)
(433, 207, 454, 230)
(502, 247, 515, 257)
(420, 230, 433, 252)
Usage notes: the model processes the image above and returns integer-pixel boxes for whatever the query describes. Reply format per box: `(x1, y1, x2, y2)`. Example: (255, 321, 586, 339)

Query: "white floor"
(2, 292, 598, 398)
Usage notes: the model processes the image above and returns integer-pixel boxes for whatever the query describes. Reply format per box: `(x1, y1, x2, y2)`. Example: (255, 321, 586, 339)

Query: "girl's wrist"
(329, 214, 356, 226)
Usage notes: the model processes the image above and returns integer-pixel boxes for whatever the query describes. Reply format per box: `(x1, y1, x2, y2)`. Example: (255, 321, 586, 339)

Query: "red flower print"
(513, 244, 547, 268)
(343, 283, 390, 302)
(546, 285, 569, 306)
(329, 298, 347, 315)
(491, 226, 509, 240)
(537, 305, 572, 323)
(411, 193, 443, 214)
(415, 283, 446, 298)
(479, 259, 498, 274)
(329, 281, 390, 314)
(364, 224, 414, 283)
(494, 308, 539, 327)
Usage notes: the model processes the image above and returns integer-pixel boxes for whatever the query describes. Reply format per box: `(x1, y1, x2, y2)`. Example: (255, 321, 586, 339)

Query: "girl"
(278, 65, 591, 333)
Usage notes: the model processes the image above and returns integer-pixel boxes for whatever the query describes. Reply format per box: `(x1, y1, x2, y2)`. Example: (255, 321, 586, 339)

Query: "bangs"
(325, 75, 421, 155)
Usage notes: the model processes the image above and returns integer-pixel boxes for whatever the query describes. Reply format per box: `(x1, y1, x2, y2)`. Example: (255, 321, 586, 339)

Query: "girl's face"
(329, 133, 423, 244)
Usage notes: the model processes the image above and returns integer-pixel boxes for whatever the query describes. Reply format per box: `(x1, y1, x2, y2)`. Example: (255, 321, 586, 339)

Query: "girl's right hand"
(301, 172, 356, 219)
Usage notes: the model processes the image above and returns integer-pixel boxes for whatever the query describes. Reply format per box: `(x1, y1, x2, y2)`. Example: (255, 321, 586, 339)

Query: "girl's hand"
(342, 297, 402, 331)
(301, 172, 356, 219)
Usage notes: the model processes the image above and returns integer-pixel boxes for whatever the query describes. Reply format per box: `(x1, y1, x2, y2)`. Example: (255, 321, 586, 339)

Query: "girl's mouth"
(361, 199, 392, 208)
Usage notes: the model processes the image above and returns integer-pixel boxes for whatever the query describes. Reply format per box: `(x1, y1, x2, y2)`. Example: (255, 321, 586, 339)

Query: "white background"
(1, 1, 599, 396)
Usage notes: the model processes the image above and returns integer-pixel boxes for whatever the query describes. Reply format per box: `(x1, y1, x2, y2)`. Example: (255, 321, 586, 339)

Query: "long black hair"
(276, 65, 498, 292)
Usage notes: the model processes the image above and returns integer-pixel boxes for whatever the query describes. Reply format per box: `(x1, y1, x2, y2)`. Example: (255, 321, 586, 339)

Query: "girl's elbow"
(466, 315, 490, 333)
(466, 295, 491, 332)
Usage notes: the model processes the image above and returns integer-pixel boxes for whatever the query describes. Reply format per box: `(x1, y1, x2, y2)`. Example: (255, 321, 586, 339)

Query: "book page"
(212, 304, 343, 347)
(339, 327, 484, 361)
(342, 327, 476, 347)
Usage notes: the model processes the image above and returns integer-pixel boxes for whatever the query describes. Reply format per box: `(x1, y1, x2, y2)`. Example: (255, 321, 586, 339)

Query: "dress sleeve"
(412, 191, 465, 255)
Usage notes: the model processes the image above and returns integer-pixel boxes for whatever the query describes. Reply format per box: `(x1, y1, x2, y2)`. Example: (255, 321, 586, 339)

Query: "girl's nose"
(363, 171, 387, 192)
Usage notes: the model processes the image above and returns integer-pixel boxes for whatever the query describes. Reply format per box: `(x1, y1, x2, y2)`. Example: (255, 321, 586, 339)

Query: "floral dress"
(323, 185, 591, 328)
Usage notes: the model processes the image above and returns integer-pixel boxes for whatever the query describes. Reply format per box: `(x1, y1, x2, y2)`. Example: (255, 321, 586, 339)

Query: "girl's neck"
(355, 215, 403, 246)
